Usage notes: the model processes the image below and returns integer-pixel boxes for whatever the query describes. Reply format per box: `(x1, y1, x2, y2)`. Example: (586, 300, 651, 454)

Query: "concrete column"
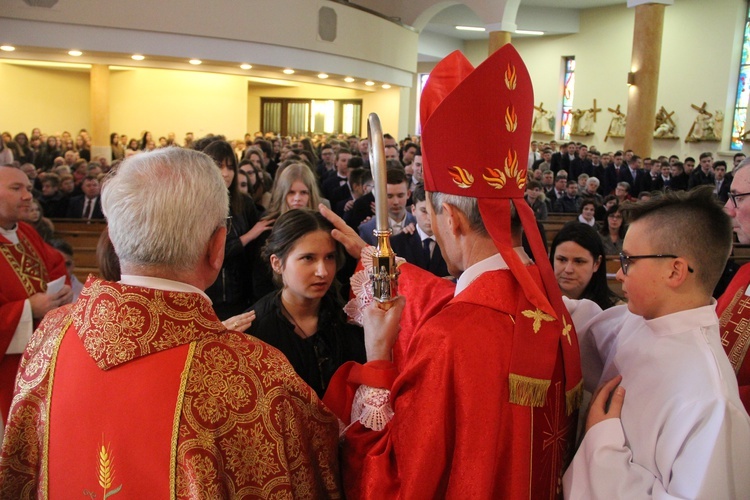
(89, 64, 111, 162)
(489, 31, 512, 55)
(623, 3, 668, 157)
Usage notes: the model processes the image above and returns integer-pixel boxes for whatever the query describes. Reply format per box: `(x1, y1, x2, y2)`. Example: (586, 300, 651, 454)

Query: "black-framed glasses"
(619, 253, 694, 276)
(729, 191, 750, 208)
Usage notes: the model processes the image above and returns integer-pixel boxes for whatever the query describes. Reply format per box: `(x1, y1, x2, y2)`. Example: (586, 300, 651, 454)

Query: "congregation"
(1, 46, 750, 498)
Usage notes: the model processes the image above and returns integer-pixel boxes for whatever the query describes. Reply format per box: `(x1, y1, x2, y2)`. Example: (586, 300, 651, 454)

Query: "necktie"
(83, 199, 91, 219)
(422, 238, 432, 263)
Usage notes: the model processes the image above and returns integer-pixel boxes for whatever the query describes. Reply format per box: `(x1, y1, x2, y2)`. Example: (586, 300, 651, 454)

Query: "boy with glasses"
(564, 186, 750, 498)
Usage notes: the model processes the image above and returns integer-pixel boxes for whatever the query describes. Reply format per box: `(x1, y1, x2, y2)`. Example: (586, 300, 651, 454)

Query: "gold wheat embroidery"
(97, 439, 123, 498)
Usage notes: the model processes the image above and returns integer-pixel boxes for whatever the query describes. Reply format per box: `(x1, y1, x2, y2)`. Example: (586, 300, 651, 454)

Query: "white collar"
(0, 224, 19, 244)
(389, 213, 407, 227)
(454, 247, 528, 296)
(643, 301, 717, 336)
(416, 224, 432, 242)
(120, 274, 211, 303)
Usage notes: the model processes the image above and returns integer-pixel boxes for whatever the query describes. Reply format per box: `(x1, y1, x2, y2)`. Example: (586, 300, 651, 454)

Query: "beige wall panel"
(0, 63, 90, 136)
(109, 68, 247, 142)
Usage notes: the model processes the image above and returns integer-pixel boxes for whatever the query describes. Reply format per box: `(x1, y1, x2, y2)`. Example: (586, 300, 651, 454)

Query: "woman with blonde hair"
(252, 163, 323, 299)
(264, 163, 322, 219)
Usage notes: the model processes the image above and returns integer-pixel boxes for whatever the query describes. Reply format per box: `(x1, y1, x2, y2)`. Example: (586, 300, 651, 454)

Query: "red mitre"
(421, 45, 582, 410)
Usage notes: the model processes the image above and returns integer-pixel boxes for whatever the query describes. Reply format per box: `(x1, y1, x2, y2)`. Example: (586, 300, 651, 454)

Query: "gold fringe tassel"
(508, 373, 550, 408)
(566, 379, 584, 416)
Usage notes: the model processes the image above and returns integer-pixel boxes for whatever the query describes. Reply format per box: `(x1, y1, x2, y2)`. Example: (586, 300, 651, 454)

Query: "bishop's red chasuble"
(325, 264, 579, 499)
(0, 222, 67, 421)
(717, 262, 750, 412)
(0, 277, 342, 499)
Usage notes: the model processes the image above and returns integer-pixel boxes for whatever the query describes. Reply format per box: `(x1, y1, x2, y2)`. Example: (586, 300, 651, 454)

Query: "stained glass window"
(561, 57, 576, 141)
(731, 4, 750, 150)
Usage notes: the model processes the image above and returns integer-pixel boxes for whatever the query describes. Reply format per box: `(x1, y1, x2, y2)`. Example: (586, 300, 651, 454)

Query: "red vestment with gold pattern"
(0, 277, 342, 499)
(716, 262, 750, 412)
(324, 264, 578, 499)
(0, 222, 67, 422)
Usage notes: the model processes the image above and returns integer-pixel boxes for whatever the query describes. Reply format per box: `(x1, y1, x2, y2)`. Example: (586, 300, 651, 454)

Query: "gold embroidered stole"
(718, 286, 750, 374)
(0, 231, 50, 296)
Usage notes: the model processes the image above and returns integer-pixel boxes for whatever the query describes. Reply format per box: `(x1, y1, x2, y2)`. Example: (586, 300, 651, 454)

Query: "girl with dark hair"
(201, 140, 274, 318)
(550, 221, 619, 310)
(139, 131, 152, 151)
(75, 135, 91, 162)
(577, 199, 597, 227)
(34, 136, 61, 170)
(13, 132, 34, 164)
(246, 209, 365, 397)
(599, 205, 627, 255)
(110, 132, 124, 161)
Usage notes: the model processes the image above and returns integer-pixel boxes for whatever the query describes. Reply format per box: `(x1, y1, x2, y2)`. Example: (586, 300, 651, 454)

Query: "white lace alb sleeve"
(348, 384, 394, 432)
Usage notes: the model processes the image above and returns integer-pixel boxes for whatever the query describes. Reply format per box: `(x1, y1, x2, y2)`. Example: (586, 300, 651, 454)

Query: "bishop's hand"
(362, 295, 405, 362)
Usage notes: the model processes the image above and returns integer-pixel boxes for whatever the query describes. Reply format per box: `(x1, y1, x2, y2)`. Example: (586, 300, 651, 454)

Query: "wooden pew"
(542, 212, 577, 246)
(51, 219, 106, 282)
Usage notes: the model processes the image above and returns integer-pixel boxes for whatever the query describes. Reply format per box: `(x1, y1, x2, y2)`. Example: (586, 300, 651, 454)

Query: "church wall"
(109, 67, 248, 142)
(504, 0, 747, 160)
(0, 62, 91, 137)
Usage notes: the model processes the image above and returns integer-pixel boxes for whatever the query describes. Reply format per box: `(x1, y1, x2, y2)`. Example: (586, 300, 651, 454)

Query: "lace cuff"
(348, 384, 394, 432)
(344, 246, 406, 326)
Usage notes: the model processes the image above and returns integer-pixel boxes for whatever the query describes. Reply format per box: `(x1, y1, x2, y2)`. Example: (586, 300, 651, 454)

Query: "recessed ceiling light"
(318, 73, 329, 79)
(382, 84, 391, 89)
(0, 45, 16, 52)
(516, 29, 544, 36)
(455, 26, 485, 32)
(365, 81, 375, 86)
(240, 63, 252, 70)
(344, 77, 355, 83)
(283, 68, 295, 75)
(68, 50, 83, 57)
(131, 54, 145, 61)
(189, 59, 202, 65)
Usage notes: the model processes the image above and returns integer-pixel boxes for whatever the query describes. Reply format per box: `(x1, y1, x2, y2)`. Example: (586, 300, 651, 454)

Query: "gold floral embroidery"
(222, 424, 281, 483)
(1, 280, 342, 499)
(190, 346, 252, 424)
(0, 233, 50, 296)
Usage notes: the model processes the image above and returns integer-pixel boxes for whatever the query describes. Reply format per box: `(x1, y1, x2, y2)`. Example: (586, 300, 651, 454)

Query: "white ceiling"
(422, 0, 627, 41)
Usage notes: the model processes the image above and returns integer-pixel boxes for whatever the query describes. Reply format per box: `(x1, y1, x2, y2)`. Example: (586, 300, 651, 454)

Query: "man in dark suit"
(714, 161, 731, 202)
(618, 155, 645, 197)
(321, 149, 352, 205)
(546, 172, 568, 207)
(550, 142, 577, 175)
(688, 152, 715, 189)
(334, 168, 371, 217)
(66, 175, 104, 220)
(390, 184, 449, 277)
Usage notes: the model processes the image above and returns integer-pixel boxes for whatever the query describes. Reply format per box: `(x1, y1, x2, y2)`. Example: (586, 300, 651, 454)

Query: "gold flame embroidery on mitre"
(505, 106, 518, 133)
(483, 168, 507, 190)
(449, 166, 474, 188)
(504, 149, 526, 190)
(505, 64, 517, 90)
